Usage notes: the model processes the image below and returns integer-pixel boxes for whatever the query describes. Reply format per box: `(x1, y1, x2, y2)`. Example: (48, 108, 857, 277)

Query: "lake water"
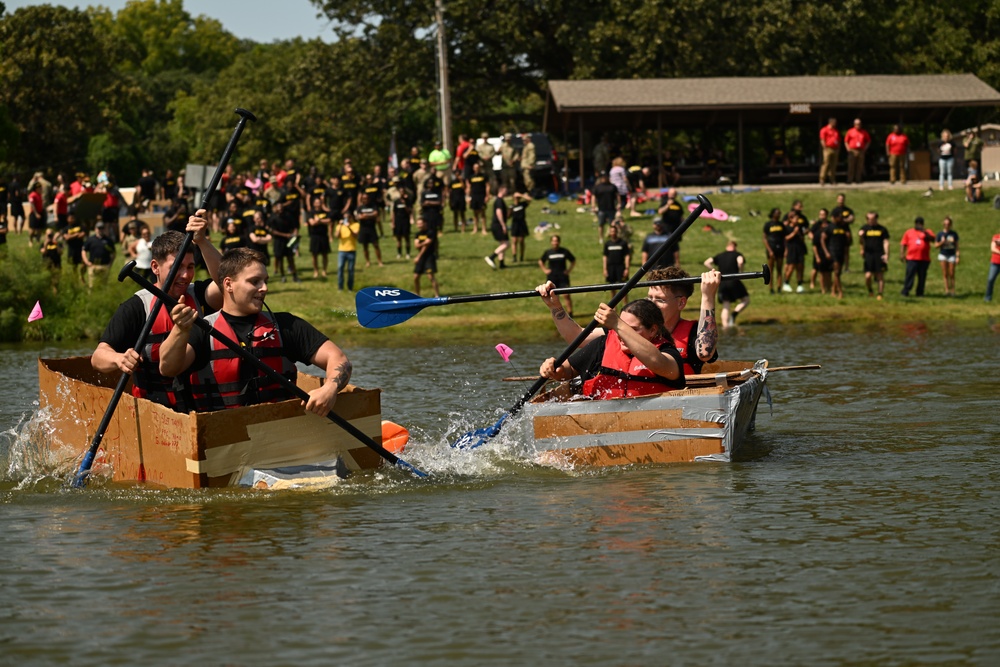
(2, 319, 998, 666)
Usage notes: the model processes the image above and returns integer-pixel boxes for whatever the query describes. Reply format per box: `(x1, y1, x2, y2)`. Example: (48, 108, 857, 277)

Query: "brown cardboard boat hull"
(528, 361, 769, 467)
(38, 357, 384, 488)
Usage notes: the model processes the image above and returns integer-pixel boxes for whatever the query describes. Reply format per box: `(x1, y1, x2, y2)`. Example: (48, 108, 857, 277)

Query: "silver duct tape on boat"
(695, 363, 768, 462)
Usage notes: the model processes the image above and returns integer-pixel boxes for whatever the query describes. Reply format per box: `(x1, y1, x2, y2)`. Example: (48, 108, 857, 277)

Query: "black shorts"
(358, 226, 379, 245)
(863, 254, 885, 274)
(29, 213, 46, 231)
(509, 219, 528, 238)
(812, 251, 832, 272)
(470, 198, 485, 211)
(606, 265, 626, 282)
(449, 192, 466, 211)
(491, 222, 508, 241)
(273, 237, 292, 259)
(719, 280, 749, 302)
(829, 246, 846, 267)
(393, 219, 411, 238)
(414, 253, 437, 275)
(549, 273, 570, 289)
(309, 235, 331, 255)
(786, 243, 806, 265)
(250, 243, 270, 264)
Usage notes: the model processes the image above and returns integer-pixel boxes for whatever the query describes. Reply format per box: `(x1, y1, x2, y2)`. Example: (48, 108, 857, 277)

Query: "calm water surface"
(2, 320, 998, 666)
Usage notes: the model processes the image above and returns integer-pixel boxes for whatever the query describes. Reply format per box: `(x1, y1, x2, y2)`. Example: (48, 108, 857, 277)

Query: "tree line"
(1, 0, 998, 184)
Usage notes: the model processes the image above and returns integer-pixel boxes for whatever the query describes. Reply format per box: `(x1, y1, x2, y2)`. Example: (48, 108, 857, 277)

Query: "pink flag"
(28, 301, 43, 322)
(495, 343, 514, 363)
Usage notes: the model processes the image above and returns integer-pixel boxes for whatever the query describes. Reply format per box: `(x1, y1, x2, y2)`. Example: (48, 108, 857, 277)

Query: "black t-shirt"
(763, 220, 787, 251)
(392, 198, 410, 225)
(641, 232, 672, 269)
(309, 211, 332, 237)
(468, 175, 488, 200)
(594, 181, 618, 214)
(355, 205, 379, 230)
(712, 250, 743, 274)
(603, 239, 630, 268)
(492, 197, 508, 225)
(511, 200, 529, 224)
(859, 223, 890, 255)
(220, 233, 244, 252)
(831, 205, 854, 224)
(659, 198, 684, 233)
(187, 312, 329, 387)
(99, 281, 214, 352)
(828, 221, 851, 254)
(83, 234, 116, 265)
(810, 221, 828, 249)
(138, 176, 157, 200)
(540, 247, 576, 275)
(568, 332, 686, 391)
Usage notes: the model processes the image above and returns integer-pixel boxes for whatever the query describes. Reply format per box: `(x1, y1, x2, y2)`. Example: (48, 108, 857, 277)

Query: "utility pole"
(435, 0, 452, 154)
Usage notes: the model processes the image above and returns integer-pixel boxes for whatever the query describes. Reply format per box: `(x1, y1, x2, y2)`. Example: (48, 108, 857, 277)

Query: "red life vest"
(189, 311, 297, 412)
(671, 318, 701, 375)
(132, 287, 203, 412)
(582, 330, 678, 399)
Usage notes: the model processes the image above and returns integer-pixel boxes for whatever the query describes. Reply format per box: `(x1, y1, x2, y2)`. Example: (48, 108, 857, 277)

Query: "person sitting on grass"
(412, 217, 440, 297)
(965, 160, 984, 203)
(538, 299, 685, 400)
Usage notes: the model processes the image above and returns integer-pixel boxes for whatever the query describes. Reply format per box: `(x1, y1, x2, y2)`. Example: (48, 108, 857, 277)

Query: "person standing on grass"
(448, 176, 467, 233)
(412, 217, 440, 297)
(831, 193, 856, 273)
(593, 171, 619, 245)
(844, 118, 871, 184)
(466, 162, 490, 235)
(938, 129, 955, 191)
(809, 208, 833, 295)
(336, 216, 360, 292)
(485, 185, 510, 270)
(539, 235, 576, 317)
(827, 210, 851, 300)
(985, 228, 1000, 302)
(899, 216, 935, 297)
(705, 241, 749, 328)
(934, 216, 960, 297)
(656, 187, 684, 266)
(602, 224, 631, 300)
(390, 186, 412, 259)
(509, 191, 531, 263)
(783, 202, 809, 293)
(355, 192, 383, 268)
(762, 207, 786, 294)
(269, 200, 300, 283)
(248, 211, 272, 271)
(307, 196, 333, 279)
(858, 211, 890, 300)
(27, 182, 46, 248)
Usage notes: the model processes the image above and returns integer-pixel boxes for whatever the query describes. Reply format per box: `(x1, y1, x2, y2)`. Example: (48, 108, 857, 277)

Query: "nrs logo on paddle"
(374, 289, 402, 297)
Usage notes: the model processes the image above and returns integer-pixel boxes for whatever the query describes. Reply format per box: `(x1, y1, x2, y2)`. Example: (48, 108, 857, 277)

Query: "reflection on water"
(1, 322, 999, 665)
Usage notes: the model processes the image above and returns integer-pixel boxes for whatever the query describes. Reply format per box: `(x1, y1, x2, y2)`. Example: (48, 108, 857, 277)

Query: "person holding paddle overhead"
(158, 247, 351, 417)
(91, 212, 224, 413)
(537, 266, 720, 376)
(538, 299, 684, 399)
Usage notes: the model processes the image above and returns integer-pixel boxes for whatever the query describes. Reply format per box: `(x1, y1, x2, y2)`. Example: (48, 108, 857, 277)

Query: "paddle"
(452, 193, 714, 450)
(356, 265, 771, 329)
(118, 262, 428, 479)
(501, 364, 822, 384)
(72, 108, 257, 488)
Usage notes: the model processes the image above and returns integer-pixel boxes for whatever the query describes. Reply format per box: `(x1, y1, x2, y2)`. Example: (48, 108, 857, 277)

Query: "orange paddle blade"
(381, 420, 410, 454)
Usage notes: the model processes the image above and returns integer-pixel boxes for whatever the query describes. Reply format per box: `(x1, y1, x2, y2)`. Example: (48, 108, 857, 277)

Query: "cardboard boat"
(37, 356, 390, 488)
(526, 360, 770, 467)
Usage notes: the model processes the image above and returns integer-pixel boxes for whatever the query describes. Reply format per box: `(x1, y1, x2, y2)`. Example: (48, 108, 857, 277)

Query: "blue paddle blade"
(355, 287, 446, 329)
(452, 414, 508, 450)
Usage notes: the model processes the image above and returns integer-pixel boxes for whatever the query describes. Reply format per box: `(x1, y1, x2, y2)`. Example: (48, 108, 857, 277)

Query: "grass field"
(4, 183, 999, 346)
(259, 183, 1000, 347)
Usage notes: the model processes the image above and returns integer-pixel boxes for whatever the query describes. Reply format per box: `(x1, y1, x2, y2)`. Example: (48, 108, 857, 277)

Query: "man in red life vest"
(537, 266, 720, 376)
(92, 212, 223, 412)
(538, 299, 684, 399)
(158, 247, 351, 417)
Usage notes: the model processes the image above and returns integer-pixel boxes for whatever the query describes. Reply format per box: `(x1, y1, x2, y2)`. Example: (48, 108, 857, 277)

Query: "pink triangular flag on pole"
(27, 301, 44, 322)
(495, 343, 513, 363)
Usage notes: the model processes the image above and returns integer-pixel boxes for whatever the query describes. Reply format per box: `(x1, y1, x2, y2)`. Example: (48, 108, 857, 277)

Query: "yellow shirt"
(337, 221, 360, 252)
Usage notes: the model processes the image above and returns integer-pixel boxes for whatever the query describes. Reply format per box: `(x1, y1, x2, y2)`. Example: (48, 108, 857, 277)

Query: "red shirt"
(454, 140, 470, 170)
(992, 233, 1000, 265)
(28, 190, 43, 216)
(844, 128, 871, 151)
(55, 191, 68, 215)
(886, 132, 910, 156)
(900, 227, 934, 262)
(819, 125, 840, 149)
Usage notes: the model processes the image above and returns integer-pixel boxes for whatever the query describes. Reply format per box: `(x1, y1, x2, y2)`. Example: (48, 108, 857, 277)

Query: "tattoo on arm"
(553, 310, 567, 321)
(697, 309, 718, 360)
(330, 360, 352, 391)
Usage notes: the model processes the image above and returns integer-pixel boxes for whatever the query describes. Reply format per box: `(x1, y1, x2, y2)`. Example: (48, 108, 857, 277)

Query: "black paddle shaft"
(504, 194, 714, 419)
(119, 264, 424, 477)
(73, 108, 256, 488)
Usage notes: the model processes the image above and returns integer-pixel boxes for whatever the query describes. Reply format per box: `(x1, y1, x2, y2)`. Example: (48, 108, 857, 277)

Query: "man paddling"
(91, 212, 223, 412)
(536, 267, 720, 375)
(158, 247, 351, 417)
